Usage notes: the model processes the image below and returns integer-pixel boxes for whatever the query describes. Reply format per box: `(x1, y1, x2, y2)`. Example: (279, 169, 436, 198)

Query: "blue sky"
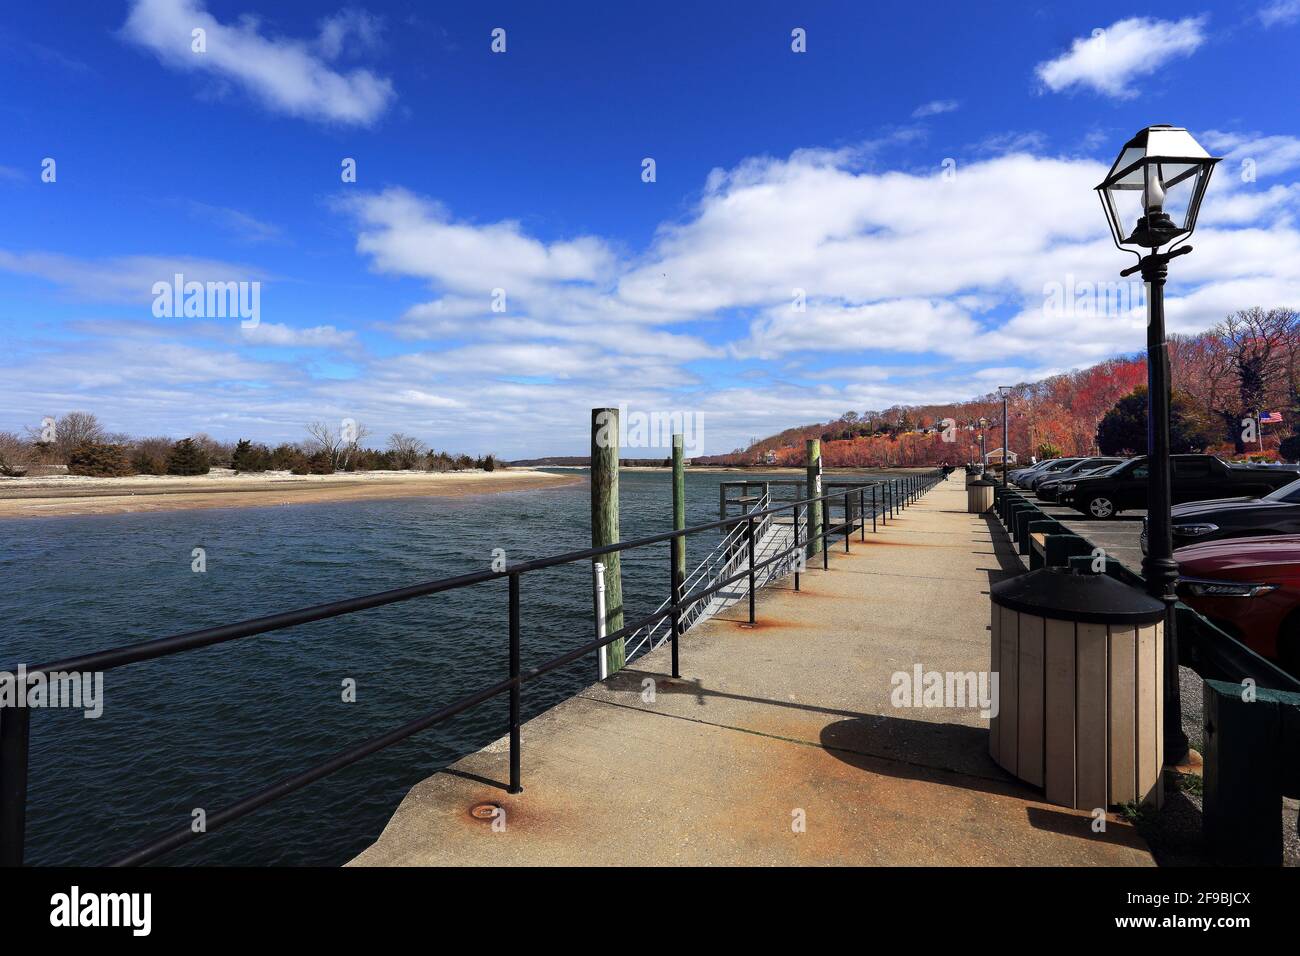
(3, 1, 1300, 458)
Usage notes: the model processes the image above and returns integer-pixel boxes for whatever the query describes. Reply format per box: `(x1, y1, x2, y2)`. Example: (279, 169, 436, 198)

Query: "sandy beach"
(0, 468, 583, 518)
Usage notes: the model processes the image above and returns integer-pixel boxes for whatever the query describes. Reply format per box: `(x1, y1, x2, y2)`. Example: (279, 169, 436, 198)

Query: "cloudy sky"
(2, 1, 1300, 457)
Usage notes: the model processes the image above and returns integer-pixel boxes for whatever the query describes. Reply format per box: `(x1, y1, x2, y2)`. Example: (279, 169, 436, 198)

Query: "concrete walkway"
(350, 477, 1154, 866)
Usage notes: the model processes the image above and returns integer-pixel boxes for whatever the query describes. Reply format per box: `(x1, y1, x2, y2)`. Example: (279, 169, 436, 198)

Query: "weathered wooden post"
(672, 433, 686, 596)
(805, 439, 822, 562)
(591, 408, 625, 674)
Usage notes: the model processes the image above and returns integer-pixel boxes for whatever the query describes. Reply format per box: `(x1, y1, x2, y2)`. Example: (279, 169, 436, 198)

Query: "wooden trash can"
(989, 568, 1166, 811)
(966, 477, 996, 514)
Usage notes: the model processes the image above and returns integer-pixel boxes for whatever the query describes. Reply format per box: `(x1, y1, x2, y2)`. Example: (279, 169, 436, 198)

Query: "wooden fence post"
(591, 408, 625, 674)
(806, 439, 822, 561)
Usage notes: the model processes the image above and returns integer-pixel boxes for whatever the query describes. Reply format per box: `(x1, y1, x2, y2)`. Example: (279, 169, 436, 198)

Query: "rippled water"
(0, 469, 888, 866)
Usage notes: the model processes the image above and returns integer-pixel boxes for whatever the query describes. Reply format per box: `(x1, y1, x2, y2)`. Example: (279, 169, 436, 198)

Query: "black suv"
(1058, 454, 1300, 519)
(1140, 476, 1300, 551)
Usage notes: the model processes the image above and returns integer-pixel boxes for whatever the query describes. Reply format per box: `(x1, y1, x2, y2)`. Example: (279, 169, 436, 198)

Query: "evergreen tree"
(1096, 387, 1211, 456)
(68, 442, 133, 477)
(166, 438, 211, 476)
(231, 439, 269, 472)
(1278, 392, 1300, 462)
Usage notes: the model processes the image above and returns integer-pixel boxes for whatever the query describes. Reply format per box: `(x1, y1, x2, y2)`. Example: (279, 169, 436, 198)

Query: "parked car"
(1175, 535, 1300, 674)
(1014, 458, 1083, 489)
(1008, 461, 1045, 483)
(1029, 456, 1125, 496)
(1058, 454, 1300, 519)
(1141, 477, 1300, 553)
(1036, 459, 1127, 501)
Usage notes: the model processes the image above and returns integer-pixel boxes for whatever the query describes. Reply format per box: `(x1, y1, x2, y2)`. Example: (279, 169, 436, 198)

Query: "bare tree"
(387, 433, 428, 470)
(305, 421, 370, 470)
(0, 431, 34, 476)
(339, 422, 370, 471)
(25, 411, 107, 463)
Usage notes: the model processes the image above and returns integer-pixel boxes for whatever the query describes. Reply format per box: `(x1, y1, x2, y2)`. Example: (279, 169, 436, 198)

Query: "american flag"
(1260, 411, 1284, 425)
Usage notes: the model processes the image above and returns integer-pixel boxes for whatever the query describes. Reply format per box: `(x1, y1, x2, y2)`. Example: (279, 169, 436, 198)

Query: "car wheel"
(1087, 496, 1117, 519)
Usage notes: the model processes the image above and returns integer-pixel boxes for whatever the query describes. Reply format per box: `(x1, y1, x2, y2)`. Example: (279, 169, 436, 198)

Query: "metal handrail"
(0, 469, 946, 866)
(625, 491, 772, 661)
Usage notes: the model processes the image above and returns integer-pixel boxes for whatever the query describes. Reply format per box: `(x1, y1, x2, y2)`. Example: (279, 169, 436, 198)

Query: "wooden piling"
(591, 408, 625, 674)
(806, 439, 822, 560)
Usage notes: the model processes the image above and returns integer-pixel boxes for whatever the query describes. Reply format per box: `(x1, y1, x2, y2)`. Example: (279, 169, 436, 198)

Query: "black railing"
(0, 469, 946, 866)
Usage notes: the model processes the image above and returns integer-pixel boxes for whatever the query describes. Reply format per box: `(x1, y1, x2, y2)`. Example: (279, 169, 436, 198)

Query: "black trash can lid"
(968, 478, 998, 486)
(991, 568, 1164, 626)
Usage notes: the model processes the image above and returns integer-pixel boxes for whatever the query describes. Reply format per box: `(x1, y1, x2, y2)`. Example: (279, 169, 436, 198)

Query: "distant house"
(986, 447, 1018, 465)
(763, 450, 777, 465)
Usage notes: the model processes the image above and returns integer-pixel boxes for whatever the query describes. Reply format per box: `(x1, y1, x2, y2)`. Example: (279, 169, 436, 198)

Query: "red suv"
(1175, 535, 1300, 674)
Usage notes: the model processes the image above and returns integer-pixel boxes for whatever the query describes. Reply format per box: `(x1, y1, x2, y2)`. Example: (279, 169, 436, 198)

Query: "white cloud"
(8, 132, 1300, 457)
(1201, 130, 1300, 179)
(121, 0, 394, 125)
(343, 188, 616, 295)
(1259, 1, 1300, 26)
(1034, 17, 1207, 98)
(0, 250, 266, 303)
(240, 323, 355, 348)
(912, 99, 959, 118)
(316, 8, 384, 59)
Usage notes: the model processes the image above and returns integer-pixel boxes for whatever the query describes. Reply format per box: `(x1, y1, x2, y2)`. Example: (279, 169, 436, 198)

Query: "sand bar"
(0, 469, 583, 519)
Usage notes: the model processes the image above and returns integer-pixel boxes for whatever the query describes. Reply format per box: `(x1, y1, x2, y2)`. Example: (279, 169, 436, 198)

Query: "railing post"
(859, 487, 866, 541)
(844, 491, 851, 552)
(792, 503, 801, 592)
(508, 573, 522, 794)
(669, 539, 681, 678)
(672, 434, 686, 599)
(746, 513, 757, 625)
(821, 497, 829, 570)
(0, 704, 30, 867)
(593, 561, 608, 681)
(872, 485, 877, 532)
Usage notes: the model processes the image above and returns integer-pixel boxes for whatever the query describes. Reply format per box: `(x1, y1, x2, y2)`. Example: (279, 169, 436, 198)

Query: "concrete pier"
(350, 477, 1154, 866)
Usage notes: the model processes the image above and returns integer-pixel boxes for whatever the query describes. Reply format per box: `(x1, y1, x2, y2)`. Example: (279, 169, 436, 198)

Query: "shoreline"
(0, 469, 583, 519)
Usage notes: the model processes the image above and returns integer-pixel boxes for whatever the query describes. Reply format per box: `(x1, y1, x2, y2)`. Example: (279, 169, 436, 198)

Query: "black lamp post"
(998, 387, 1012, 488)
(977, 417, 988, 473)
(1096, 125, 1219, 766)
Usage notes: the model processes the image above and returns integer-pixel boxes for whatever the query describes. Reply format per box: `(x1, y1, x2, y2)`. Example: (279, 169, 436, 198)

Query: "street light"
(1096, 125, 1220, 766)
(998, 386, 1013, 488)
(977, 417, 989, 472)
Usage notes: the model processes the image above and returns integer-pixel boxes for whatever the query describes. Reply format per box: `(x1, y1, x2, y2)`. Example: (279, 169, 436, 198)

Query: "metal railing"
(624, 490, 779, 661)
(0, 469, 946, 866)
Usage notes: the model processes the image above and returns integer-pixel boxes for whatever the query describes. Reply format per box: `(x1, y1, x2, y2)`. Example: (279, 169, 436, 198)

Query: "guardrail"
(0, 470, 945, 866)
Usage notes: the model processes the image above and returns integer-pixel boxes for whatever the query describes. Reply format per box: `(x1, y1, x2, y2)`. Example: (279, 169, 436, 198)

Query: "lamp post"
(1096, 125, 1220, 767)
(998, 387, 1013, 488)
(977, 417, 988, 473)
